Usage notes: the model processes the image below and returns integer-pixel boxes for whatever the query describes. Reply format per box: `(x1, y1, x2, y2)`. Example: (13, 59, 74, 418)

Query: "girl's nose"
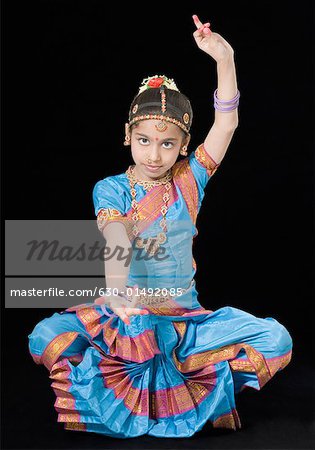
(148, 145, 162, 162)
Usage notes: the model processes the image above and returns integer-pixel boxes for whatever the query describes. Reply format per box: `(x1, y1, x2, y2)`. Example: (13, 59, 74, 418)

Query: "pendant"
(157, 232, 167, 244)
(135, 232, 167, 256)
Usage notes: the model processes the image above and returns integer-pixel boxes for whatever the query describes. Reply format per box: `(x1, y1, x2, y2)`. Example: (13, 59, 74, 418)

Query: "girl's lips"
(144, 164, 162, 172)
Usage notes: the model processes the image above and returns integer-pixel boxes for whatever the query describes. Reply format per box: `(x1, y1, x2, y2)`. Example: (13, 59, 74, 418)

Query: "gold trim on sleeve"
(195, 144, 220, 176)
(97, 208, 134, 241)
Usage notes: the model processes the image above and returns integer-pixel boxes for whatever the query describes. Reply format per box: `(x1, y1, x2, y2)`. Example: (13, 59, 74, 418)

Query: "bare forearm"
(214, 55, 239, 130)
(102, 223, 131, 293)
(104, 247, 130, 292)
(203, 55, 239, 164)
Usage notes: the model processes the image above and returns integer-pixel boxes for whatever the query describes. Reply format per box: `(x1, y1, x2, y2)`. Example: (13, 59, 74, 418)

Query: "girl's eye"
(162, 141, 174, 149)
(138, 138, 149, 145)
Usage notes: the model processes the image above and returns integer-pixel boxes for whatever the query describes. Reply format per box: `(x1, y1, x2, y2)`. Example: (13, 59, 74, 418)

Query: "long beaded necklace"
(125, 165, 172, 256)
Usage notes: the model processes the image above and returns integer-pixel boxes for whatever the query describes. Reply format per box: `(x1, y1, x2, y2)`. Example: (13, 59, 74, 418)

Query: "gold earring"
(124, 135, 131, 146)
(180, 145, 188, 156)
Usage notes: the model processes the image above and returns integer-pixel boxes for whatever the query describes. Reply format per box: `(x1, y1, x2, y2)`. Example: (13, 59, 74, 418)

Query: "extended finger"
(121, 314, 131, 325)
(112, 307, 131, 325)
(192, 14, 203, 29)
(94, 296, 107, 305)
(125, 308, 150, 316)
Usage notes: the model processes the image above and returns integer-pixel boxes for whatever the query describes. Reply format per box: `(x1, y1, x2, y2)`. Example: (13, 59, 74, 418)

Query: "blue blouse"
(93, 144, 220, 292)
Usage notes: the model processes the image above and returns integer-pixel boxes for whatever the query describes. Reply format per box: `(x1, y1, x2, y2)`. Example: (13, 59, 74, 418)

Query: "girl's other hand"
(192, 14, 234, 63)
(110, 305, 149, 325)
(94, 285, 149, 325)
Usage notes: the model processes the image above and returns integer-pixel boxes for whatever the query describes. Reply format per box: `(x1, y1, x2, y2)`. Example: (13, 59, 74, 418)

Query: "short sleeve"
(92, 177, 131, 236)
(184, 143, 220, 210)
(93, 177, 125, 216)
(188, 143, 220, 195)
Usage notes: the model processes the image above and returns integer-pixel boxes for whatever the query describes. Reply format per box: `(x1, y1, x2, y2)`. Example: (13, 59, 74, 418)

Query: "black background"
(2, 0, 314, 448)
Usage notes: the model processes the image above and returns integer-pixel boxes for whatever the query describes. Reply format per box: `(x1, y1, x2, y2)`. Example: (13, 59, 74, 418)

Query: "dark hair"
(128, 86, 193, 135)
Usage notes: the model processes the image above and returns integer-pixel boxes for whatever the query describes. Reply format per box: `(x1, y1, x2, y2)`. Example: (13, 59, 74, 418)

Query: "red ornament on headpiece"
(147, 77, 165, 88)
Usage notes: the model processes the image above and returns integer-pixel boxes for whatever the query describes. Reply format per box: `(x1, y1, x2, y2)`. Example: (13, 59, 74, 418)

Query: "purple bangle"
(214, 89, 240, 112)
(214, 104, 239, 112)
(100, 303, 116, 317)
(214, 88, 240, 104)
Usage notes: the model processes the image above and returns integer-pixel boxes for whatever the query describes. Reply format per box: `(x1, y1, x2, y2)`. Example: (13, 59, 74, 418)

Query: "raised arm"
(192, 14, 239, 164)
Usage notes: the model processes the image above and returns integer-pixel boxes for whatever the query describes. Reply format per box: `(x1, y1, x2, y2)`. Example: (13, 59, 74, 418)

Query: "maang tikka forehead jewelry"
(155, 87, 168, 132)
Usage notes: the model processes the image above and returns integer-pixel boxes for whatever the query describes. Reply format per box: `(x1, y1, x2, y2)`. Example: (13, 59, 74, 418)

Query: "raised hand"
(192, 14, 234, 63)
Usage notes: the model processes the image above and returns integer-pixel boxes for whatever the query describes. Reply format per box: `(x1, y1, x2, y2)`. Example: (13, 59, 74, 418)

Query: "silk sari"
(28, 144, 293, 437)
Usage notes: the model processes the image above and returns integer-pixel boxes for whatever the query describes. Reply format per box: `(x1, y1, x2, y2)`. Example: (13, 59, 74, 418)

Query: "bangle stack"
(214, 88, 240, 112)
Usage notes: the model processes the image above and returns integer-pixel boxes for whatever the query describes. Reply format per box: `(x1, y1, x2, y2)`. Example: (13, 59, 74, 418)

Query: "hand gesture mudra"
(192, 14, 234, 63)
(94, 285, 149, 325)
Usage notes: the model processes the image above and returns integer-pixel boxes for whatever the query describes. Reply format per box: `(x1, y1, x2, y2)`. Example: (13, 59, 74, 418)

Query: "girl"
(28, 15, 293, 438)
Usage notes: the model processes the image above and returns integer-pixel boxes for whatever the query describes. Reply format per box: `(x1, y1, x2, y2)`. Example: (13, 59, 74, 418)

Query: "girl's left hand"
(192, 14, 234, 63)
(94, 284, 149, 325)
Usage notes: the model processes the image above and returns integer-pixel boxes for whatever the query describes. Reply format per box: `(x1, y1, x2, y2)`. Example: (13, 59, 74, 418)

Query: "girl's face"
(129, 119, 189, 181)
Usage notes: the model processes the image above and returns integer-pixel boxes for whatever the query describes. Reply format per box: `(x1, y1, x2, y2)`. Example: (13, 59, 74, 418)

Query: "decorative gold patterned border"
(213, 408, 241, 430)
(149, 381, 213, 418)
(42, 331, 79, 370)
(125, 180, 178, 237)
(75, 306, 103, 338)
(229, 349, 292, 378)
(172, 158, 199, 225)
(102, 320, 161, 362)
(99, 354, 215, 418)
(64, 422, 87, 431)
(173, 321, 187, 338)
(173, 342, 273, 389)
(50, 358, 87, 431)
(195, 143, 220, 176)
(43, 332, 292, 433)
(97, 208, 135, 241)
(97, 181, 180, 243)
(129, 114, 190, 134)
(50, 350, 233, 428)
(142, 300, 213, 317)
(265, 350, 292, 376)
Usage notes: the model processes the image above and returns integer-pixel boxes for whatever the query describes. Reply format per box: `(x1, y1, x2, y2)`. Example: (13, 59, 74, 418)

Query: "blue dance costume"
(28, 144, 293, 437)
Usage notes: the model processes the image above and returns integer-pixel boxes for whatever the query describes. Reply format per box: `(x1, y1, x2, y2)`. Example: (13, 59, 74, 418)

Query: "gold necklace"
(128, 165, 173, 191)
(126, 165, 172, 256)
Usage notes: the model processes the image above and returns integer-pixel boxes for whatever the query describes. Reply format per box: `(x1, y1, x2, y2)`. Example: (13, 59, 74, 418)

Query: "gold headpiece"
(128, 75, 191, 134)
(137, 75, 179, 94)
